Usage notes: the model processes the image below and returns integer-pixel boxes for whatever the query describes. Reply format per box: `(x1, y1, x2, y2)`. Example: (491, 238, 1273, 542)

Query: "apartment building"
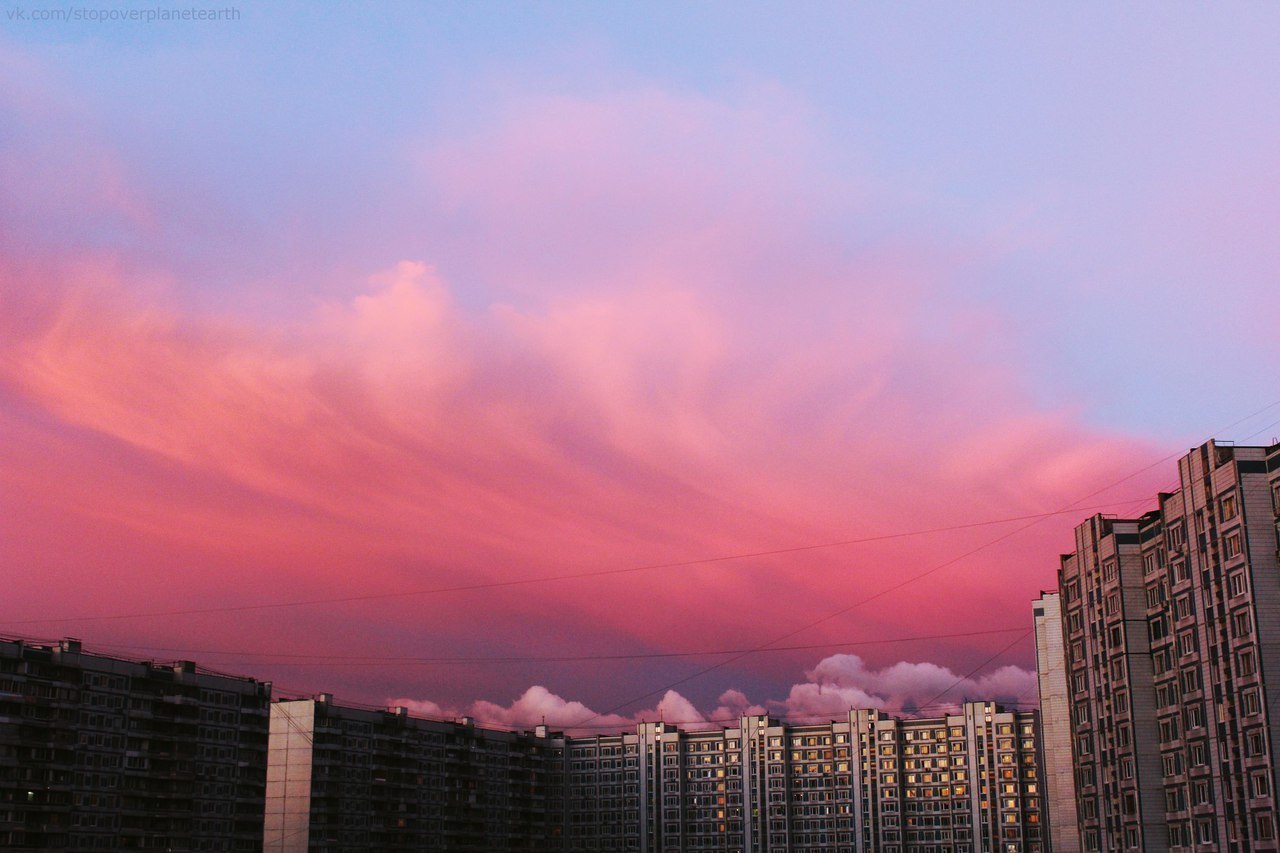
(1055, 439, 1280, 852)
(266, 697, 1044, 853)
(0, 636, 271, 852)
(265, 696, 566, 851)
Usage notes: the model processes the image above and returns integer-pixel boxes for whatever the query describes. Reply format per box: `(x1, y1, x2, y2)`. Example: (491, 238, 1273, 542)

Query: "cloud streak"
(0, 78, 1164, 710)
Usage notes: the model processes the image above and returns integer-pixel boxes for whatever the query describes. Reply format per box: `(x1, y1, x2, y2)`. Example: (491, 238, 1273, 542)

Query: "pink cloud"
(0, 80, 1169, 712)
(796, 654, 1037, 716)
(387, 686, 699, 735)
(387, 652, 1037, 735)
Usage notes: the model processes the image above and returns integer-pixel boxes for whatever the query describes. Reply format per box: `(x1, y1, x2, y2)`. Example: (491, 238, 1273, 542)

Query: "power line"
(569, 399, 1280, 727)
(16, 395, 1275, 631)
(1242, 415, 1280, 443)
(912, 628, 1035, 711)
(9, 400, 1278, 735)
(80, 626, 1029, 666)
(2, 500, 1155, 628)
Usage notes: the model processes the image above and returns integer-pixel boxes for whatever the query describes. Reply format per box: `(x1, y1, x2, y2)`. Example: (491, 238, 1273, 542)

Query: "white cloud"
(795, 654, 1037, 716)
(390, 654, 1038, 734)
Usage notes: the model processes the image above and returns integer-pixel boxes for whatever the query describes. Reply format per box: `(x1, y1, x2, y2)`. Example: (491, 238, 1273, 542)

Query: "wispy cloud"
(0, 77, 1162, 708)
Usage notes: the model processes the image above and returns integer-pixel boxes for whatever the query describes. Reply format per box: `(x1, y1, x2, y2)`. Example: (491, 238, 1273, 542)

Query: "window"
(1172, 560, 1189, 583)
(1224, 532, 1243, 560)
(1167, 523, 1187, 551)
(1180, 668, 1201, 694)
(1251, 772, 1270, 799)
(1242, 690, 1261, 717)
(1220, 493, 1238, 521)
(1102, 560, 1117, 582)
(1237, 651, 1257, 677)
(1184, 704, 1204, 730)
(1177, 631, 1198, 657)
(1233, 610, 1252, 637)
(1174, 594, 1193, 620)
(1229, 572, 1248, 598)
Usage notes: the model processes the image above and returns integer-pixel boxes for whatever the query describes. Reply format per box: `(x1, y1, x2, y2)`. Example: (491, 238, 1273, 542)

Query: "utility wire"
(2, 500, 1159, 627)
(79, 626, 1029, 666)
(912, 628, 1035, 711)
(8, 400, 1277, 731)
(18, 393, 1276, 630)
(570, 399, 1280, 727)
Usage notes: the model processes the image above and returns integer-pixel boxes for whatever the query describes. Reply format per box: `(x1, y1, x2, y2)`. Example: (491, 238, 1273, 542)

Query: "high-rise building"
(1054, 439, 1280, 852)
(265, 696, 1045, 853)
(0, 636, 271, 852)
(1033, 591, 1081, 852)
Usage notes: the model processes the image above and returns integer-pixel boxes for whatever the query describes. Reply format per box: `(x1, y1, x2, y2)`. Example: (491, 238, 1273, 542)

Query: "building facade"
(1055, 439, 1280, 852)
(266, 697, 1045, 853)
(265, 696, 565, 851)
(1033, 590, 1082, 852)
(0, 636, 271, 852)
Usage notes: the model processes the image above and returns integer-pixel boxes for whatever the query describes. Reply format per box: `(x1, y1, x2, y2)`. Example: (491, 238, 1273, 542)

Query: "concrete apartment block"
(0, 636, 270, 852)
(1053, 439, 1280, 852)
(265, 697, 1045, 853)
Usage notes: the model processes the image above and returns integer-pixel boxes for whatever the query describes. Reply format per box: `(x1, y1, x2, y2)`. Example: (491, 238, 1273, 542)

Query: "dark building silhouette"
(0, 636, 271, 852)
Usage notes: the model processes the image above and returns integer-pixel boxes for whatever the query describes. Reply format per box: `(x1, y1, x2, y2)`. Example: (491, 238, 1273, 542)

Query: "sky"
(2, 2, 1279, 732)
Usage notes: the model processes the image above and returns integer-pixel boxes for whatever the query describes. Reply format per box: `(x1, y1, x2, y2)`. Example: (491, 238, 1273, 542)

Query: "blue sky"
(9, 2, 1278, 436)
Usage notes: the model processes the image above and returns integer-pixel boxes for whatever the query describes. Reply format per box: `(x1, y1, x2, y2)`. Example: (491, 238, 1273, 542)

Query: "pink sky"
(3, 14, 1273, 728)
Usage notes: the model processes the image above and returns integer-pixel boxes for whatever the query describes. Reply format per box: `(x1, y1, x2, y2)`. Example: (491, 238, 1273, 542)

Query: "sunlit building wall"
(1033, 590, 1082, 852)
(1056, 440, 1280, 852)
